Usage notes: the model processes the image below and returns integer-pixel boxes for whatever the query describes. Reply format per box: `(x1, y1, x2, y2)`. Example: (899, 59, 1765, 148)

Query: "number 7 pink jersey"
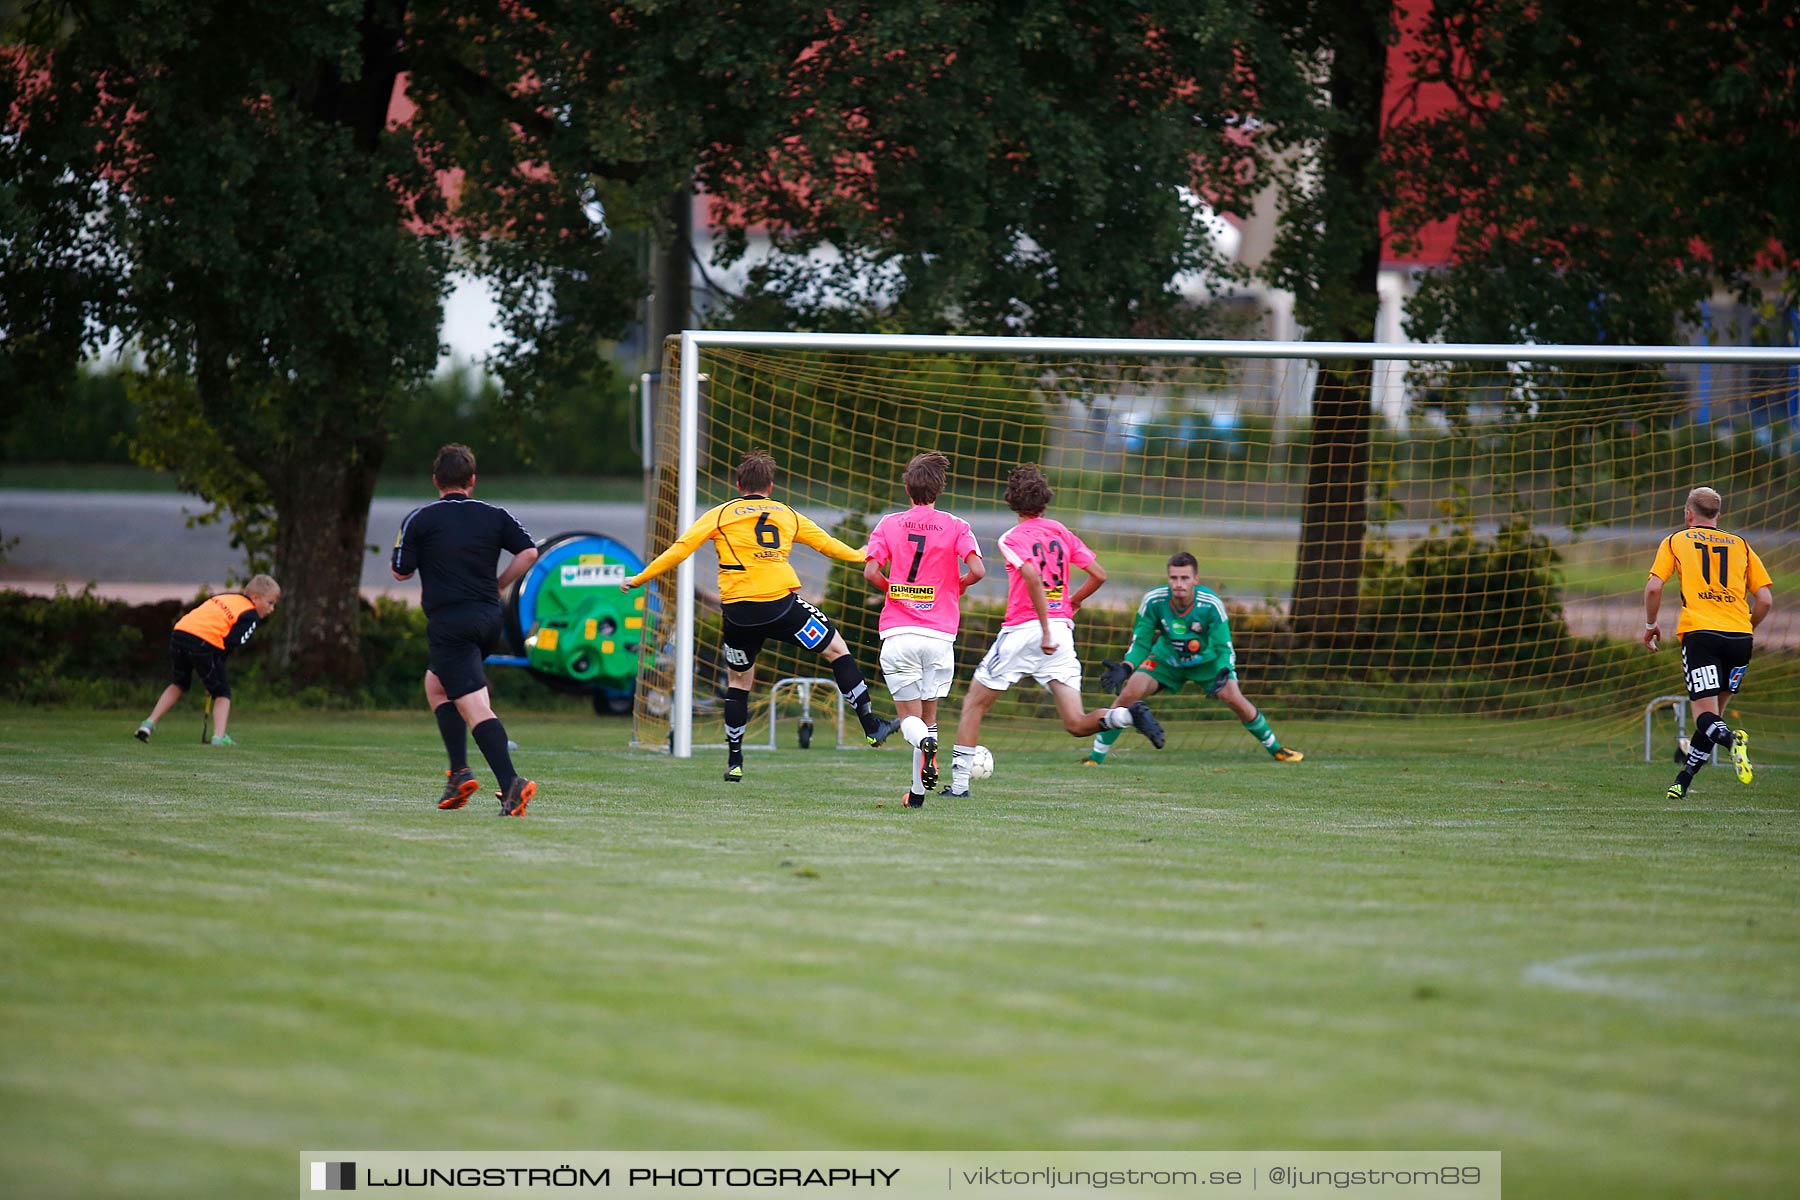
(997, 516, 1095, 627)
(866, 504, 982, 640)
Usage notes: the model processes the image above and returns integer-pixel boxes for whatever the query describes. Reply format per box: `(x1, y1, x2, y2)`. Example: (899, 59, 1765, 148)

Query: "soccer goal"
(633, 332, 1800, 761)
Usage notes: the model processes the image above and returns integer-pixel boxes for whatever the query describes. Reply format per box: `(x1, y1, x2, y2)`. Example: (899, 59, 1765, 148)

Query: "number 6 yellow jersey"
(632, 495, 865, 603)
(1649, 527, 1772, 638)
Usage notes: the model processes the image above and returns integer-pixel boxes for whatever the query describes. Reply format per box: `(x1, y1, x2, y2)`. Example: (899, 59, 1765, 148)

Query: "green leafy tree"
(700, 1, 1309, 338)
(6, 0, 1352, 682)
(1388, 0, 1799, 346)
(1, 0, 808, 682)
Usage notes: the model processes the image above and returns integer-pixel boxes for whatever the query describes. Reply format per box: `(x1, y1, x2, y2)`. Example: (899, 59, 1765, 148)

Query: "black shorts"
(427, 602, 504, 700)
(1680, 629, 1753, 700)
(170, 630, 231, 699)
(721, 596, 836, 670)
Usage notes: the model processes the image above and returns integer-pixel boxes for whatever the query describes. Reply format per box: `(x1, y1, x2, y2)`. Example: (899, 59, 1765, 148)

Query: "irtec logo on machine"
(561, 561, 627, 586)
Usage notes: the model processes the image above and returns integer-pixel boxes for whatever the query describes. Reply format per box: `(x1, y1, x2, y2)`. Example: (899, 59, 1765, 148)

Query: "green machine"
(489, 531, 655, 715)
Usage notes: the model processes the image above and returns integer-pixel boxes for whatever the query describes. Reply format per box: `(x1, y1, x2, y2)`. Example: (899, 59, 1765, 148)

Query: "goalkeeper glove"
(1099, 658, 1132, 694)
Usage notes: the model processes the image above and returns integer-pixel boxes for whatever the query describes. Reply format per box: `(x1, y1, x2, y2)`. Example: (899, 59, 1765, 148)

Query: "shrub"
(0, 587, 592, 713)
(1359, 515, 1570, 677)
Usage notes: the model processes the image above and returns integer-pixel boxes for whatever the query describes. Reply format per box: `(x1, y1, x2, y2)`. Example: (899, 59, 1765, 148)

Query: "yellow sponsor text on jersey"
(888, 583, 937, 605)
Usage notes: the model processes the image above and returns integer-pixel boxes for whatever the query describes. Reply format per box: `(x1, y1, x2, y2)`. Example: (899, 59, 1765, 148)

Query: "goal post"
(634, 332, 1800, 760)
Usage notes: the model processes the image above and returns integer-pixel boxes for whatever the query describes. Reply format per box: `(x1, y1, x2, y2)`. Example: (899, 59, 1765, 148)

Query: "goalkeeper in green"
(1082, 552, 1303, 765)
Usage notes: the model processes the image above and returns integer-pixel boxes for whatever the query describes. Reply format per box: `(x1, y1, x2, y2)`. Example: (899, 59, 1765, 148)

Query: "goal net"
(633, 334, 1799, 762)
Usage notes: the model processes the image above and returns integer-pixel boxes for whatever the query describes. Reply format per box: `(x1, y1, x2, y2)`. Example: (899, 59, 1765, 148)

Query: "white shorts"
(880, 633, 956, 702)
(971, 622, 1083, 693)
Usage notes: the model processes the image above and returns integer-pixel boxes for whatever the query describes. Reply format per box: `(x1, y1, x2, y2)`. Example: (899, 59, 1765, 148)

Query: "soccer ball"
(969, 745, 995, 780)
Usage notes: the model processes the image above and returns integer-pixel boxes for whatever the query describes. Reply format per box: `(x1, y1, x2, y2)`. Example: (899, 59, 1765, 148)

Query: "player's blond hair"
(1686, 486, 1723, 520)
(245, 574, 281, 600)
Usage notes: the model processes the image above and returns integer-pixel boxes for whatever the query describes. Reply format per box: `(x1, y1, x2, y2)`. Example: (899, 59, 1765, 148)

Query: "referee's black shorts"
(1680, 629, 1753, 701)
(720, 595, 836, 670)
(169, 630, 231, 699)
(427, 601, 505, 700)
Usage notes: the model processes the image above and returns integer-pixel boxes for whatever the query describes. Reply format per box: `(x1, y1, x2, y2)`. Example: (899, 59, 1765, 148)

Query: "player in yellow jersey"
(1645, 486, 1774, 799)
(624, 449, 900, 781)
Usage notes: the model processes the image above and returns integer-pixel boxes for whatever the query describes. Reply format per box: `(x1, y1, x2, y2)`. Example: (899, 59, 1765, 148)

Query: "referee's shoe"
(499, 776, 537, 817)
(437, 767, 481, 810)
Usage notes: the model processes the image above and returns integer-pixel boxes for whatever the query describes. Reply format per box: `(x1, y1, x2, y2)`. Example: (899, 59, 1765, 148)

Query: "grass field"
(2, 710, 1796, 1199)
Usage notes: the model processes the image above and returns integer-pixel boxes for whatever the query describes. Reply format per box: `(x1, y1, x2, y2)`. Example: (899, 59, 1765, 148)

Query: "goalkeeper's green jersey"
(1124, 585, 1233, 670)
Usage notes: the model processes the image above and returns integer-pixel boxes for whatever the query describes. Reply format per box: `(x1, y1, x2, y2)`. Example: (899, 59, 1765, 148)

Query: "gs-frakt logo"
(311, 1161, 356, 1191)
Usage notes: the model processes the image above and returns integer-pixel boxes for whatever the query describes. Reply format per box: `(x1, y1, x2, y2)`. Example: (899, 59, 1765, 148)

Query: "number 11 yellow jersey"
(1648, 527, 1771, 638)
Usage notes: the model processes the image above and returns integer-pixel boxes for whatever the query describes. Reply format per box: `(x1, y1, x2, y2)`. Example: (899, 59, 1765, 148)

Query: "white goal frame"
(662, 331, 1800, 758)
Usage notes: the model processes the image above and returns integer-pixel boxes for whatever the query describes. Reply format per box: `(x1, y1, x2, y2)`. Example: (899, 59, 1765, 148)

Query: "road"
(0, 490, 648, 601)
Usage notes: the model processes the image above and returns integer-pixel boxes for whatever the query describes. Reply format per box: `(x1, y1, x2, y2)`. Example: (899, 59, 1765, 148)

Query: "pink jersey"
(997, 516, 1095, 627)
(866, 505, 981, 640)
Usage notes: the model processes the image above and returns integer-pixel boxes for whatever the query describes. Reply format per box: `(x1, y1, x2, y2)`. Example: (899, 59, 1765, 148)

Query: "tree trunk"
(1287, 0, 1392, 650)
(652, 185, 694, 348)
(1291, 360, 1374, 645)
(269, 441, 384, 688)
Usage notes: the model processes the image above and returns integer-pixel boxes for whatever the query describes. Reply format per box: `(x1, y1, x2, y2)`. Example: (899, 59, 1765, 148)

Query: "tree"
(697, 1, 1308, 339)
(7, 1, 1349, 682)
(1256, 0, 1398, 649)
(1, 1, 810, 682)
(1387, 0, 1799, 345)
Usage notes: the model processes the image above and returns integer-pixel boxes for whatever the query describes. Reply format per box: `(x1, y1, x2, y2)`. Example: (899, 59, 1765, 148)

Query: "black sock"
(830, 655, 879, 734)
(1697, 711, 1734, 749)
(724, 687, 749, 765)
(435, 702, 468, 772)
(1678, 712, 1735, 788)
(1676, 728, 1715, 787)
(471, 719, 517, 792)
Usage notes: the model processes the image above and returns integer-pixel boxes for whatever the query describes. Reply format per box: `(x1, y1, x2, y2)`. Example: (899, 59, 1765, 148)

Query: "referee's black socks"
(471, 718, 517, 792)
(435, 702, 469, 772)
(830, 655, 880, 734)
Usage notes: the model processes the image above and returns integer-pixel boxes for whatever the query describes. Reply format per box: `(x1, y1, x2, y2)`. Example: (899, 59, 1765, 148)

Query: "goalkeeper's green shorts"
(1138, 652, 1235, 698)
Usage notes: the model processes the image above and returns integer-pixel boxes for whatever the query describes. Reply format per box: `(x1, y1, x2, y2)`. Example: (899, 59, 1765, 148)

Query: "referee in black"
(392, 443, 541, 816)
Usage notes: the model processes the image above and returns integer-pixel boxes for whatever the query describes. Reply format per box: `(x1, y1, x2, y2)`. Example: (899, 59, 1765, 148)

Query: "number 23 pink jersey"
(997, 516, 1095, 627)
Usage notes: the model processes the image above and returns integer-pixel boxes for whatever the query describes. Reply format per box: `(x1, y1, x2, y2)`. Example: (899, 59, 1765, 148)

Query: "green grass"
(0, 463, 184, 492)
(2, 711, 1797, 1199)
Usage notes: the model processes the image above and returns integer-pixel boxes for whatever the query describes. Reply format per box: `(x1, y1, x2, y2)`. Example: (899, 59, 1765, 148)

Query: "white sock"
(1104, 707, 1131, 729)
(900, 715, 929, 748)
(911, 749, 924, 794)
(952, 743, 976, 791)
